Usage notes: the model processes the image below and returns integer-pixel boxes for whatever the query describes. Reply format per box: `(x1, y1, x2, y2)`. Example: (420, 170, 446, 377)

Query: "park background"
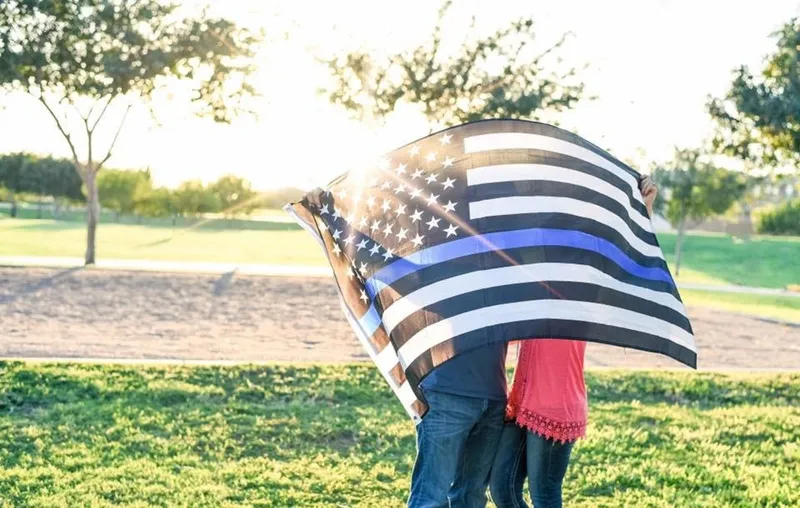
(1, 0, 799, 506)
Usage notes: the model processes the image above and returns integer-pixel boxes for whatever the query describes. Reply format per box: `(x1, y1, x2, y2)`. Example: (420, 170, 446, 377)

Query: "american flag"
(286, 120, 696, 422)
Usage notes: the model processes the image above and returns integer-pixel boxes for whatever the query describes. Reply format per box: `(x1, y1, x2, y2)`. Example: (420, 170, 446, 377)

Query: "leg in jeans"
(525, 432, 574, 508)
(448, 398, 506, 507)
(408, 390, 490, 508)
(488, 421, 529, 508)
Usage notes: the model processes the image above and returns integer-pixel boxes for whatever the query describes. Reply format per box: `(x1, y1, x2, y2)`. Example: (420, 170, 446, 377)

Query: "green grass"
(0, 219, 324, 266)
(682, 289, 800, 323)
(2, 218, 799, 289)
(0, 363, 798, 507)
(658, 233, 800, 288)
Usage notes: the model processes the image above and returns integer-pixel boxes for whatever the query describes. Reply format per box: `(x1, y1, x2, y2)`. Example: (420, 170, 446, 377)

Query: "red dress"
(506, 339, 588, 443)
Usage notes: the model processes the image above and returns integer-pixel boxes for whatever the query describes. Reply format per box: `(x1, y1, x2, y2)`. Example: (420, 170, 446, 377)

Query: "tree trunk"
(10, 193, 17, 218)
(740, 202, 752, 241)
(674, 219, 686, 276)
(85, 169, 100, 265)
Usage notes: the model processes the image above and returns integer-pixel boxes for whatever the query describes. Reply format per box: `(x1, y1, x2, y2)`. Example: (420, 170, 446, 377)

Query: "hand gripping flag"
(285, 119, 696, 423)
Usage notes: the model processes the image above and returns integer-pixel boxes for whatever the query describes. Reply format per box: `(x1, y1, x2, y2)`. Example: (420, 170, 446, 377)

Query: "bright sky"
(1, 0, 798, 190)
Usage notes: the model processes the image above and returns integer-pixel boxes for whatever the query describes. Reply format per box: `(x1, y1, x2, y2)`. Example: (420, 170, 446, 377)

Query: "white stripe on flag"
(466, 164, 653, 233)
(381, 262, 687, 335)
(341, 296, 420, 421)
(397, 299, 696, 368)
(468, 196, 663, 259)
(375, 343, 400, 374)
(463, 132, 644, 205)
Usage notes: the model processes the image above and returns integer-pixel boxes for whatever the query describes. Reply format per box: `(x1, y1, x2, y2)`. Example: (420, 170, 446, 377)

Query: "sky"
(1, 0, 799, 190)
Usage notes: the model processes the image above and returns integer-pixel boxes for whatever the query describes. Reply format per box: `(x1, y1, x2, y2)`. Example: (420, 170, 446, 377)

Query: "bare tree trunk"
(674, 218, 686, 276)
(10, 194, 17, 218)
(740, 202, 752, 241)
(85, 169, 100, 265)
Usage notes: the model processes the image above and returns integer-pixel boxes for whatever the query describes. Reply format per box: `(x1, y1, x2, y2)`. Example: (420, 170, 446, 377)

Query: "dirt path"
(1, 267, 797, 369)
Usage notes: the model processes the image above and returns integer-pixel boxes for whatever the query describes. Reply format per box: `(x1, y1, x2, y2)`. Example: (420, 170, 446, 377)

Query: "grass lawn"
(2, 218, 798, 288)
(681, 289, 800, 323)
(0, 219, 324, 266)
(658, 233, 800, 289)
(0, 363, 797, 507)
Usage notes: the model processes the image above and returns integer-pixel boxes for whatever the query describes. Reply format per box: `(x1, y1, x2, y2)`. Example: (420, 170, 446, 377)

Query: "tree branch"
(29, 90, 85, 179)
(89, 95, 115, 134)
(97, 103, 132, 171)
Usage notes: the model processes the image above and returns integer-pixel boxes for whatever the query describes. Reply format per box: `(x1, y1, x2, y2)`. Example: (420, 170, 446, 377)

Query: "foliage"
(209, 174, 258, 216)
(96, 169, 154, 219)
(653, 150, 747, 228)
(0, 153, 84, 203)
(707, 18, 800, 169)
(757, 200, 800, 235)
(321, 1, 585, 128)
(173, 180, 221, 217)
(135, 187, 176, 219)
(0, 0, 262, 263)
(0, 363, 797, 506)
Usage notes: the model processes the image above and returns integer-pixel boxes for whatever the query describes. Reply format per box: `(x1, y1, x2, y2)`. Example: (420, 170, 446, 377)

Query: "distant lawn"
(658, 233, 800, 289)
(0, 218, 324, 266)
(682, 289, 800, 323)
(0, 363, 797, 507)
(1, 218, 799, 289)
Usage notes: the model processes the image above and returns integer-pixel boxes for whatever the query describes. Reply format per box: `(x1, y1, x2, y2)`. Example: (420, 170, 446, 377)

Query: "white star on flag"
(410, 188, 424, 199)
(381, 199, 392, 212)
(442, 177, 456, 190)
(396, 203, 407, 215)
(411, 234, 425, 247)
(426, 152, 437, 162)
(394, 183, 406, 194)
(344, 235, 355, 245)
(443, 200, 457, 213)
(381, 181, 392, 190)
(382, 248, 394, 261)
(411, 168, 424, 179)
(440, 133, 452, 145)
(396, 228, 408, 240)
(426, 216, 441, 230)
(442, 156, 455, 168)
(332, 229, 342, 240)
(320, 204, 330, 214)
(445, 223, 459, 237)
(370, 220, 381, 232)
(369, 243, 381, 256)
(410, 209, 424, 222)
(356, 238, 369, 251)
(426, 193, 439, 206)
(332, 208, 342, 221)
(359, 216, 369, 228)
(366, 195, 376, 208)
(359, 262, 368, 273)
(360, 290, 369, 302)
(383, 223, 394, 237)
(425, 173, 438, 184)
(410, 144, 420, 156)
(332, 243, 342, 255)
(395, 163, 407, 175)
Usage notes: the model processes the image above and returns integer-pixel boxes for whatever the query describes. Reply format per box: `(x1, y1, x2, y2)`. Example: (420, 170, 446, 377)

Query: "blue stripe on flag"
(358, 303, 382, 338)
(365, 228, 674, 297)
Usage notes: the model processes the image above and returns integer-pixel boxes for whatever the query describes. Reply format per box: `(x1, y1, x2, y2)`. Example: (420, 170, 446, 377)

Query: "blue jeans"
(407, 390, 507, 508)
(489, 421, 575, 508)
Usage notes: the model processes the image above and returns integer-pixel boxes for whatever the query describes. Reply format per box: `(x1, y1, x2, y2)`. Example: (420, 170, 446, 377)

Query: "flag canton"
(313, 131, 466, 282)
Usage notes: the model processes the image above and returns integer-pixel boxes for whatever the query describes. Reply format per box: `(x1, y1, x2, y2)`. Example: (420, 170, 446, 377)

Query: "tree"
(0, 0, 261, 264)
(652, 149, 747, 275)
(135, 186, 175, 220)
(173, 180, 220, 217)
(96, 169, 152, 221)
(707, 19, 800, 170)
(321, 1, 585, 128)
(0, 152, 35, 217)
(209, 174, 257, 217)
